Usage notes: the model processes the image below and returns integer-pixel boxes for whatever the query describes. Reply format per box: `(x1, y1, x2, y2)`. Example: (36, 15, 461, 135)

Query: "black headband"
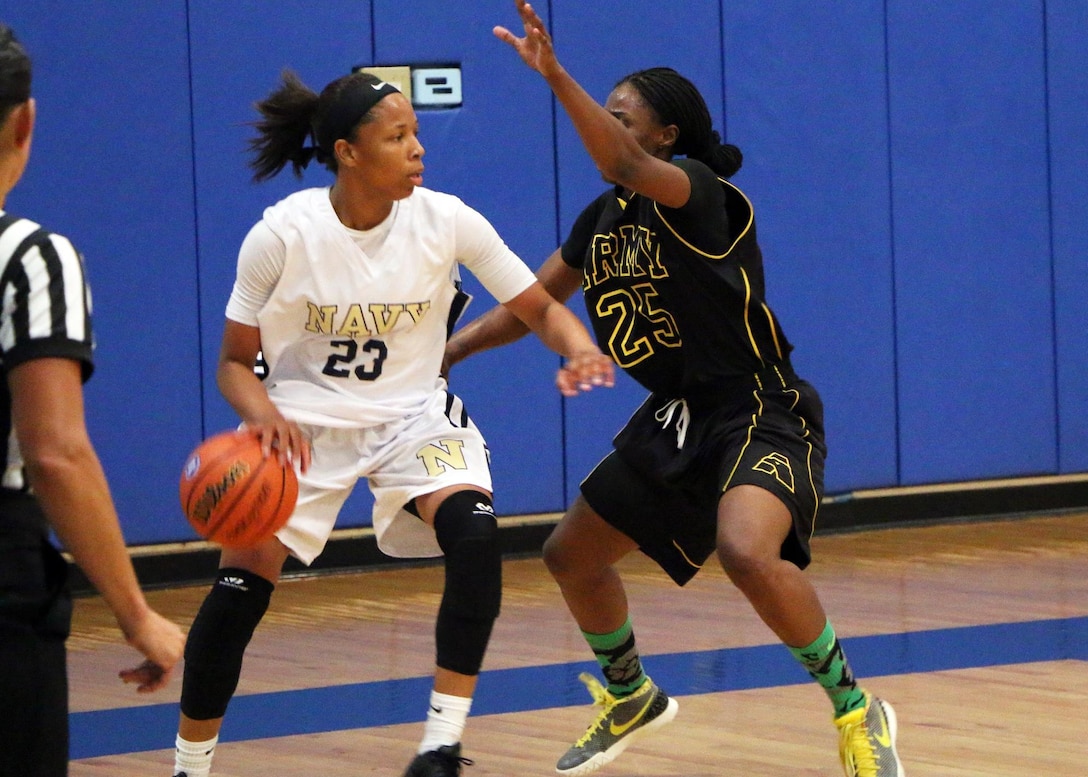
(314, 78, 400, 156)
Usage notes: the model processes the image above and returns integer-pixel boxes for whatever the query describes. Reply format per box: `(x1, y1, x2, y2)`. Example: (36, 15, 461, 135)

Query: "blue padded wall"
(372, 0, 567, 515)
(6, 3, 203, 544)
(187, 1, 382, 530)
(188, 1, 379, 434)
(1046, 0, 1088, 473)
(887, 1, 1056, 484)
(6, 1, 1085, 547)
(723, 1, 898, 493)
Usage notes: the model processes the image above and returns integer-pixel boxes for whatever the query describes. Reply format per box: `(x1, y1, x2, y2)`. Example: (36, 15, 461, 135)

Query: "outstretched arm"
(444, 248, 581, 371)
(494, 0, 690, 207)
(500, 275, 614, 397)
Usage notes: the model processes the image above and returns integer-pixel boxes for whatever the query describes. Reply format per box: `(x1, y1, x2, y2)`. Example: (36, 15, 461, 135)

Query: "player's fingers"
(263, 425, 289, 464)
(555, 369, 580, 397)
(522, 4, 549, 35)
(532, 27, 553, 50)
(290, 428, 312, 473)
(580, 355, 614, 386)
(278, 423, 306, 468)
(566, 354, 614, 388)
(250, 424, 282, 459)
(299, 438, 313, 474)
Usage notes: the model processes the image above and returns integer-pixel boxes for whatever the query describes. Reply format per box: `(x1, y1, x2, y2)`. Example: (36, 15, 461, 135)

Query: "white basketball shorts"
(275, 389, 492, 564)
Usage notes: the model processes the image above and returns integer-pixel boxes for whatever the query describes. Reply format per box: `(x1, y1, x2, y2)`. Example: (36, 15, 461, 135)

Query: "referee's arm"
(8, 356, 185, 691)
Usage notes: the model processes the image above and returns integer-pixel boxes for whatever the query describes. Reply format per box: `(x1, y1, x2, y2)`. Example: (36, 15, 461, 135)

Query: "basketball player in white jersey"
(171, 69, 614, 777)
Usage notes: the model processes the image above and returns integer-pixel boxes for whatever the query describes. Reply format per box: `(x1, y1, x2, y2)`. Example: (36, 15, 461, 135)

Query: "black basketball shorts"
(580, 368, 827, 586)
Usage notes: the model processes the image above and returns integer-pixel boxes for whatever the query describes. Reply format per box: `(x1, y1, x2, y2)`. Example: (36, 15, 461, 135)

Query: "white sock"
(174, 733, 218, 777)
(418, 690, 472, 753)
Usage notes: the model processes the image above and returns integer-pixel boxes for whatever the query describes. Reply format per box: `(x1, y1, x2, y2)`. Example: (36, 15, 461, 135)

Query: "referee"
(0, 23, 184, 777)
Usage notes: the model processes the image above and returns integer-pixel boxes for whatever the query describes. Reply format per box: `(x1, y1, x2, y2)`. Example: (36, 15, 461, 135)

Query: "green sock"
(583, 617, 646, 697)
(789, 620, 866, 718)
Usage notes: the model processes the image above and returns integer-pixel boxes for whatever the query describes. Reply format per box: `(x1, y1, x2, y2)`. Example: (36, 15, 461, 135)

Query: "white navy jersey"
(0, 211, 94, 491)
(226, 186, 536, 427)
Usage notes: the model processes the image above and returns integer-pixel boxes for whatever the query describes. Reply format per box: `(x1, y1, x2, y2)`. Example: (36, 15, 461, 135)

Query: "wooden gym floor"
(66, 510, 1088, 776)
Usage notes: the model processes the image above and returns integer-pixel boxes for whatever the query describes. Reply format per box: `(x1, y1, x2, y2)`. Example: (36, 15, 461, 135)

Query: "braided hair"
(0, 24, 32, 123)
(617, 67, 742, 178)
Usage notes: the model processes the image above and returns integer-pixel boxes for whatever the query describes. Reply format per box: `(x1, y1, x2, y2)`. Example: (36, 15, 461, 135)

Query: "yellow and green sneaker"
(555, 672, 678, 776)
(834, 692, 906, 777)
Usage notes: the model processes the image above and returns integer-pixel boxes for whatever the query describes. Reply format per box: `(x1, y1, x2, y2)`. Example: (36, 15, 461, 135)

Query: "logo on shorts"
(416, 439, 468, 477)
(752, 452, 795, 492)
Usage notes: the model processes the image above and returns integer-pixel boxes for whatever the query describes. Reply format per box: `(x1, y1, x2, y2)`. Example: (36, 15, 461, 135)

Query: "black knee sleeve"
(433, 491, 501, 675)
(180, 568, 273, 720)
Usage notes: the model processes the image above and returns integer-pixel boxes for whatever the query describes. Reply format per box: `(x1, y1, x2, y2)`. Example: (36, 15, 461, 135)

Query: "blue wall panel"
(188, 1, 378, 434)
(6, 4, 203, 544)
(372, 0, 567, 515)
(723, 1, 898, 493)
(1046, 0, 1088, 473)
(188, 1, 381, 530)
(549, 0, 727, 504)
(7, 1, 1086, 546)
(887, 1, 1056, 484)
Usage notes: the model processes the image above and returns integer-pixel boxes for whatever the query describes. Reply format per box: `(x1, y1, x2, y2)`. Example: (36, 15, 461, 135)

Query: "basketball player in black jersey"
(444, 3, 907, 776)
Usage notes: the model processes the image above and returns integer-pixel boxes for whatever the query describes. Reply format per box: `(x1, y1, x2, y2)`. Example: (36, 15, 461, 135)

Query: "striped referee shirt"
(0, 210, 94, 492)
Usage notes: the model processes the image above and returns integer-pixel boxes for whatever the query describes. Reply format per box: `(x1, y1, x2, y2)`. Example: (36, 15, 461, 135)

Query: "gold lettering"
(336, 304, 372, 337)
(305, 299, 432, 338)
(588, 233, 620, 287)
(369, 303, 404, 335)
(305, 302, 337, 334)
(586, 227, 668, 290)
(404, 301, 430, 323)
(416, 439, 468, 477)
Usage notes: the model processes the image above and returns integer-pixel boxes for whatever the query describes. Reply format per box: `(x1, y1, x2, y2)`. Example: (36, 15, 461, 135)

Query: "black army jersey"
(561, 158, 793, 397)
(0, 211, 94, 490)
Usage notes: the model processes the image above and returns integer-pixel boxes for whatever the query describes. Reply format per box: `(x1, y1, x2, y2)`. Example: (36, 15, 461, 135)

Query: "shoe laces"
(573, 672, 618, 746)
(437, 749, 474, 770)
(837, 715, 878, 777)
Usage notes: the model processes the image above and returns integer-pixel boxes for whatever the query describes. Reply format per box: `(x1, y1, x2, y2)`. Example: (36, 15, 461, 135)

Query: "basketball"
(179, 430, 298, 548)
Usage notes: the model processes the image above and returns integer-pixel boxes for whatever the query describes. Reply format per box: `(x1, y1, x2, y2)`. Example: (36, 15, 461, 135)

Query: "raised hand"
(493, 0, 561, 78)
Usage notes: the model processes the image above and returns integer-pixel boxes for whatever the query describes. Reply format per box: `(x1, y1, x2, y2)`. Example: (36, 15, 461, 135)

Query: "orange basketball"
(178, 430, 298, 549)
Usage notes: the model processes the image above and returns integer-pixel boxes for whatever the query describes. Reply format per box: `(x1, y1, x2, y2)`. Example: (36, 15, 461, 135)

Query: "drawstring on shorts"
(655, 398, 690, 449)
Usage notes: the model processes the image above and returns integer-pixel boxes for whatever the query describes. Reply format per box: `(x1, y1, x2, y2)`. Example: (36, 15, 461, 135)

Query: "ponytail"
(247, 69, 321, 182)
(247, 68, 402, 183)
